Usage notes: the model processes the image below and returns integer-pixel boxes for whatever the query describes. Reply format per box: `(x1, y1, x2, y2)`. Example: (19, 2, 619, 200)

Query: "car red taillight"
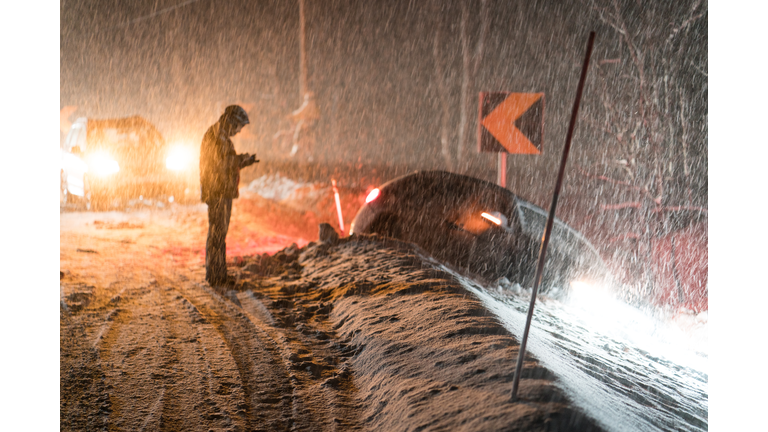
(365, 188, 380, 204)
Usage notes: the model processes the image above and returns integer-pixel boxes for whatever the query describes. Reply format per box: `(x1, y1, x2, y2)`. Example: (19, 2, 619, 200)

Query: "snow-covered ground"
(244, 173, 330, 213)
(60, 198, 601, 430)
(60, 174, 708, 431)
(455, 273, 708, 431)
(239, 173, 709, 431)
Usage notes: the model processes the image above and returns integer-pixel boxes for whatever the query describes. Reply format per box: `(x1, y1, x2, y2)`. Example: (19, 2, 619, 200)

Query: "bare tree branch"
(607, 232, 642, 242)
(457, 0, 470, 166)
(600, 202, 642, 211)
(654, 205, 708, 215)
(577, 166, 662, 204)
(599, 201, 706, 214)
(665, 1, 706, 45)
(690, 61, 708, 77)
(582, 0, 707, 293)
(457, 0, 490, 168)
(577, 167, 643, 192)
(472, 0, 490, 76)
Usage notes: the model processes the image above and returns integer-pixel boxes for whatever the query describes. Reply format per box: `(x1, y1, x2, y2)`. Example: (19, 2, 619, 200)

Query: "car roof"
(378, 170, 607, 266)
(86, 116, 166, 150)
(380, 170, 512, 193)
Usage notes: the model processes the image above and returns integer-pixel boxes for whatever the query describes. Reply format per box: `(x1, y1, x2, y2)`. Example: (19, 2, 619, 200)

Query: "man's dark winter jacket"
(199, 122, 251, 203)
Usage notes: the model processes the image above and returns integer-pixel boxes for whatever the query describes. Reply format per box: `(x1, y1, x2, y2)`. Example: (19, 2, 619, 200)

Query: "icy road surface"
(447, 269, 708, 432)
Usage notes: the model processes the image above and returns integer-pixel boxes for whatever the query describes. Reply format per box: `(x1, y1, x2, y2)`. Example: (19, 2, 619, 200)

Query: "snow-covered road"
(59, 196, 605, 431)
(60, 179, 706, 431)
(452, 271, 708, 431)
(60, 201, 355, 430)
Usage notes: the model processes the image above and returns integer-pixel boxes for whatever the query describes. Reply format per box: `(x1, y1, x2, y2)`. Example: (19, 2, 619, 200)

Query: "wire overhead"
(120, 0, 206, 27)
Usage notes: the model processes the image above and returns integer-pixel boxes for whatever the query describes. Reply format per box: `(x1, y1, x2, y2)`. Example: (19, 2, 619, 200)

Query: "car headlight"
(480, 212, 502, 225)
(64, 152, 89, 173)
(88, 153, 120, 176)
(166, 146, 193, 171)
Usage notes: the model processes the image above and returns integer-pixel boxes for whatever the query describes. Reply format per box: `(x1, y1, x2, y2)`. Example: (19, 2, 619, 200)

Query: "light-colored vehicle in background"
(60, 132, 90, 208)
(60, 116, 199, 210)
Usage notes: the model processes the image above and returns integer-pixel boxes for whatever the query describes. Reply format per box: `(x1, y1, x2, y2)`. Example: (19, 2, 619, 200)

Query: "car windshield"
(89, 129, 161, 151)
(86, 117, 166, 172)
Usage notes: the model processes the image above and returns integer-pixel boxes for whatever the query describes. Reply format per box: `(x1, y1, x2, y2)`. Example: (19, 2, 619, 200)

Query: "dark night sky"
(60, 1, 610, 156)
(59, 0, 709, 213)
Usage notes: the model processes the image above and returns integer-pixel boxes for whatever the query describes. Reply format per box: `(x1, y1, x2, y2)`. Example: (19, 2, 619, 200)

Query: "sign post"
(510, 31, 596, 401)
(478, 91, 545, 187)
(497, 153, 507, 188)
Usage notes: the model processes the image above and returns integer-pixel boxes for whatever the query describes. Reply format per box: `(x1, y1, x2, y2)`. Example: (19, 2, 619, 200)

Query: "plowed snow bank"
(236, 234, 604, 431)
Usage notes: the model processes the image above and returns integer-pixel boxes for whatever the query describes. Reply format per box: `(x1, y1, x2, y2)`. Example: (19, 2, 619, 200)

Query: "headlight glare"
(166, 146, 193, 171)
(64, 153, 89, 173)
(89, 153, 120, 176)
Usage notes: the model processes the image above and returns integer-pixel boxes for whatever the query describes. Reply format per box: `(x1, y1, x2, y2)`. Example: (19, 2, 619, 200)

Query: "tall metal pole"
(299, 0, 307, 101)
(510, 31, 595, 400)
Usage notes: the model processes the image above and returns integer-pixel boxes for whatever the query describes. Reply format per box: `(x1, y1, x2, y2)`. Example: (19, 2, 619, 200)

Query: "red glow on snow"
(365, 188, 380, 204)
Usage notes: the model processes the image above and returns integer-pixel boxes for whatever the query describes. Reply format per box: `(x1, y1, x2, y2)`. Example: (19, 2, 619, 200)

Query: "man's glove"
(239, 153, 259, 168)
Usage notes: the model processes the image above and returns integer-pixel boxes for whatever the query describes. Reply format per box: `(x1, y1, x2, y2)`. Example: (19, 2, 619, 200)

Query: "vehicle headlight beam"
(166, 146, 193, 171)
(88, 153, 120, 176)
(481, 212, 502, 225)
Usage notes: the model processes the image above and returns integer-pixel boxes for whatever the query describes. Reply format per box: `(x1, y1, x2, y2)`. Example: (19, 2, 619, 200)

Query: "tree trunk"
(298, 0, 307, 102)
(457, 1, 470, 170)
(432, 1, 453, 170)
(457, 0, 489, 171)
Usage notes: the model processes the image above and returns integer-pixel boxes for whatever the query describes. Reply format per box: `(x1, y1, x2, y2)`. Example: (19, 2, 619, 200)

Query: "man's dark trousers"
(205, 197, 232, 284)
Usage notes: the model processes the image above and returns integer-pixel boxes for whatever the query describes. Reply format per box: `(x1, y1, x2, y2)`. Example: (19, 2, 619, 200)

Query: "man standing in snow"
(200, 105, 258, 286)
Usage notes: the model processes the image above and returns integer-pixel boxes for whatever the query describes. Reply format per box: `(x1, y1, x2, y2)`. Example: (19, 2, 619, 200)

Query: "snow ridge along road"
(61, 198, 602, 431)
(239, 234, 604, 431)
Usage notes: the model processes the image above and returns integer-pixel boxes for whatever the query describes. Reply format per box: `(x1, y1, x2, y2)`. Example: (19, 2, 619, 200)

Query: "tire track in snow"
(95, 283, 246, 431)
(138, 388, 165, 432)
(94, 286, 165, 431)
(162, 283, 250, 430)
(60, 204, 337, 430)
(175, 282, 297, 431)
(60, 308, 111, 432)
(236, 289, 362, 431)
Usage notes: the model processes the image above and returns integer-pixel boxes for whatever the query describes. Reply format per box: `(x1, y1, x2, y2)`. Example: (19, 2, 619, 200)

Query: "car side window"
(76, 125, 87, 151)
(65, 124, 82, 151)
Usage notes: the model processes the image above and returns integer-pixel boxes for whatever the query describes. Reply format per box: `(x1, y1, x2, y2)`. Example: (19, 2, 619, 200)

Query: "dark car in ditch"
(350, 170, 612, 292)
